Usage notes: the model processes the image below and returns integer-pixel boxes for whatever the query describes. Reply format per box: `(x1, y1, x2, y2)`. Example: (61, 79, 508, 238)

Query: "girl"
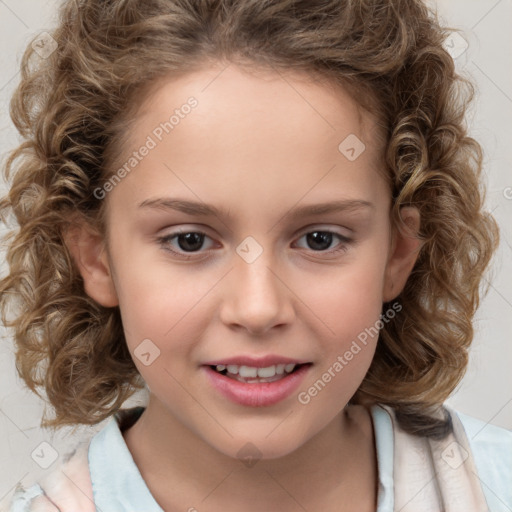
(1, 0, 511, 511)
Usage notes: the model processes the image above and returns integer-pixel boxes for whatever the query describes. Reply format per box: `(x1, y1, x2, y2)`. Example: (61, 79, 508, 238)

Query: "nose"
(219, 249, 295, 336)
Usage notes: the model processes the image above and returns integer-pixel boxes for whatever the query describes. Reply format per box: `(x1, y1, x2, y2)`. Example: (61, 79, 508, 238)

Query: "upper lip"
(202, 355, 311, 368)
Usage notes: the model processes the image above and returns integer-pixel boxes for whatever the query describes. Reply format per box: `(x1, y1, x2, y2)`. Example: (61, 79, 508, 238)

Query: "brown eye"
(174, 232, 206, 252)
(158, 230, 215, 258)
(295, 230, 351, 254)
(305, 231, 334, 251)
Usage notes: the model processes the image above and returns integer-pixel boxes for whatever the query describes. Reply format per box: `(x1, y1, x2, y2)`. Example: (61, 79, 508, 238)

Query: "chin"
(208, 431, 307, 462)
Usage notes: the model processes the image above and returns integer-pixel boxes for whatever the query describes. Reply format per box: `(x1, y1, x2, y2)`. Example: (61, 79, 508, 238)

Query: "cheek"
(296, 269, 385, 414)
(113, 263, 207, 402)
(297, 251, 387, 395)
(110, 241, 199, 331)
(303, 255, 387, 339)
(111, 251, 221, 372)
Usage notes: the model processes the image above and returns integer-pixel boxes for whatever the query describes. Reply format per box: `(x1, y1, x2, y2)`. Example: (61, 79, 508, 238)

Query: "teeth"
(257, 366, 276, 378)
(218, 363, 297, 376)
(239, 365, 258, 378)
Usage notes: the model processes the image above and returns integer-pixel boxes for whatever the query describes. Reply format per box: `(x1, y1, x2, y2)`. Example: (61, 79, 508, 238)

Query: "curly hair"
(0, 0, 499, 438)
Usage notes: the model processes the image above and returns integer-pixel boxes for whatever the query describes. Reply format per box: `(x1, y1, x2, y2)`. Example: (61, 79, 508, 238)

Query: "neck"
(122, 396, 377, 512)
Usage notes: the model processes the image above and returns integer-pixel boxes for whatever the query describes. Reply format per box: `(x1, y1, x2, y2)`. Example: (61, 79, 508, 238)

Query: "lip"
(202, 355, 310, 368)
(202, 363, 312, 407)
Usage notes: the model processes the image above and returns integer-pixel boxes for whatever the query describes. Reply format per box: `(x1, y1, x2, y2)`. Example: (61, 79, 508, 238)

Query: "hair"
(0, 0, 499, 438)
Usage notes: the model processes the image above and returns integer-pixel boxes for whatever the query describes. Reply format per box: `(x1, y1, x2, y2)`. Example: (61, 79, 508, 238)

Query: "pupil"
(178, 232, 204, 252)
(307, 231, 332, 250)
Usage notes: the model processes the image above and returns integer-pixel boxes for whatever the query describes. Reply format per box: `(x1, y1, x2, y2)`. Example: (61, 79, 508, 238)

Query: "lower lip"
(202, 364, 311, 407)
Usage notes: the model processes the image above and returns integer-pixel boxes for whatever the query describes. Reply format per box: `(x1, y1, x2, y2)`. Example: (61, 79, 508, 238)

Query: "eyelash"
(156, 228, 352, 260)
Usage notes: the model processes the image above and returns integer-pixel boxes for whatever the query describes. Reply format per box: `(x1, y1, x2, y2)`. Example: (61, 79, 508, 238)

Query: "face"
(70, 62, 420, 460)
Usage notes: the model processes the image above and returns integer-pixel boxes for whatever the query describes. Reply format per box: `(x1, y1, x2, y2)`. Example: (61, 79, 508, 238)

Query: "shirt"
(4, 403, 512, 511)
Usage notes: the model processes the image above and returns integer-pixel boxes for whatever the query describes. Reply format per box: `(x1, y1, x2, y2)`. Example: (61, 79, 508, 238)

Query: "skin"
(66, 62, 421, 511)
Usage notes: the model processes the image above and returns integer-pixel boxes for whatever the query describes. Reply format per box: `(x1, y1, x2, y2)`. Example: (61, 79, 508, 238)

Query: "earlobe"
(383, 206, 422, 303)
(63, 221, 119, 308)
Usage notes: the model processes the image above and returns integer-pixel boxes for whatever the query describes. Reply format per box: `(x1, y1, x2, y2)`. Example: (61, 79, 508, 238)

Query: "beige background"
(1, 0, 511, 506)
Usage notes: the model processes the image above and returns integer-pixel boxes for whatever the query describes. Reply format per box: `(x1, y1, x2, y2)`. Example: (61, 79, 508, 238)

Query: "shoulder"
(3, 408, 143, 512)
(454, 407, 512, 455)
(453, 407, 512, 509)
(3, 440, 95, 512)
(374, 403, 512, 511)
(1, 483, 52, 512)
(3, 483, 61, 512)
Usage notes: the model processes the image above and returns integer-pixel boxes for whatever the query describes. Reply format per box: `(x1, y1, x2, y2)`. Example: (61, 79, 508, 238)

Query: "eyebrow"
(138, 197, 374, 221)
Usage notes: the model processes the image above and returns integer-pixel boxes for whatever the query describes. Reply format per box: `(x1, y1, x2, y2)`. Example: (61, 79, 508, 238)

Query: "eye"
(157, 230, 215, 259)
(157, 227, 352, 260)
(294, 229, 351, 255)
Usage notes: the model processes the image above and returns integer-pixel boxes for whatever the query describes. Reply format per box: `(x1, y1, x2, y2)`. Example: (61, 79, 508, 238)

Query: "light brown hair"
(0, 0, 499, 438)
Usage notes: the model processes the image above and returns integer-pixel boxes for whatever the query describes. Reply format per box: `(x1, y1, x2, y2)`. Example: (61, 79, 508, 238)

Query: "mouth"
(201, 359, 313, 407)
(208, 362, 309, 384)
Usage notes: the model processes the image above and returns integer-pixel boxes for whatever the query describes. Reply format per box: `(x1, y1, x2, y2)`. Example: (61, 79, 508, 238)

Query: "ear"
(382, 206, 422, 302)
(63, 220, 119, 308)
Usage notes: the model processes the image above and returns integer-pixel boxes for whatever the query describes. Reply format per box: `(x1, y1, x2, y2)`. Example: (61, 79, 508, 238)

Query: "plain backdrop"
(0, 0, 511, 506)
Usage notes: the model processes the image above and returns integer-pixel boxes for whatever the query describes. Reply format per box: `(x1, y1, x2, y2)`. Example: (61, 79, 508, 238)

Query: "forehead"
(105, 63, 389, 222)
(134, 62, 379, 143)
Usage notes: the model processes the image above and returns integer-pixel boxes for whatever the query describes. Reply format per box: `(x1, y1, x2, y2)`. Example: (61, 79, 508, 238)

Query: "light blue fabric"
(7, 484, 46, 512)
(88, 408, 163, 512)
(454, 409, 512, 512)
(5, 404, 512, 511)
(370, 404, 395, 511)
